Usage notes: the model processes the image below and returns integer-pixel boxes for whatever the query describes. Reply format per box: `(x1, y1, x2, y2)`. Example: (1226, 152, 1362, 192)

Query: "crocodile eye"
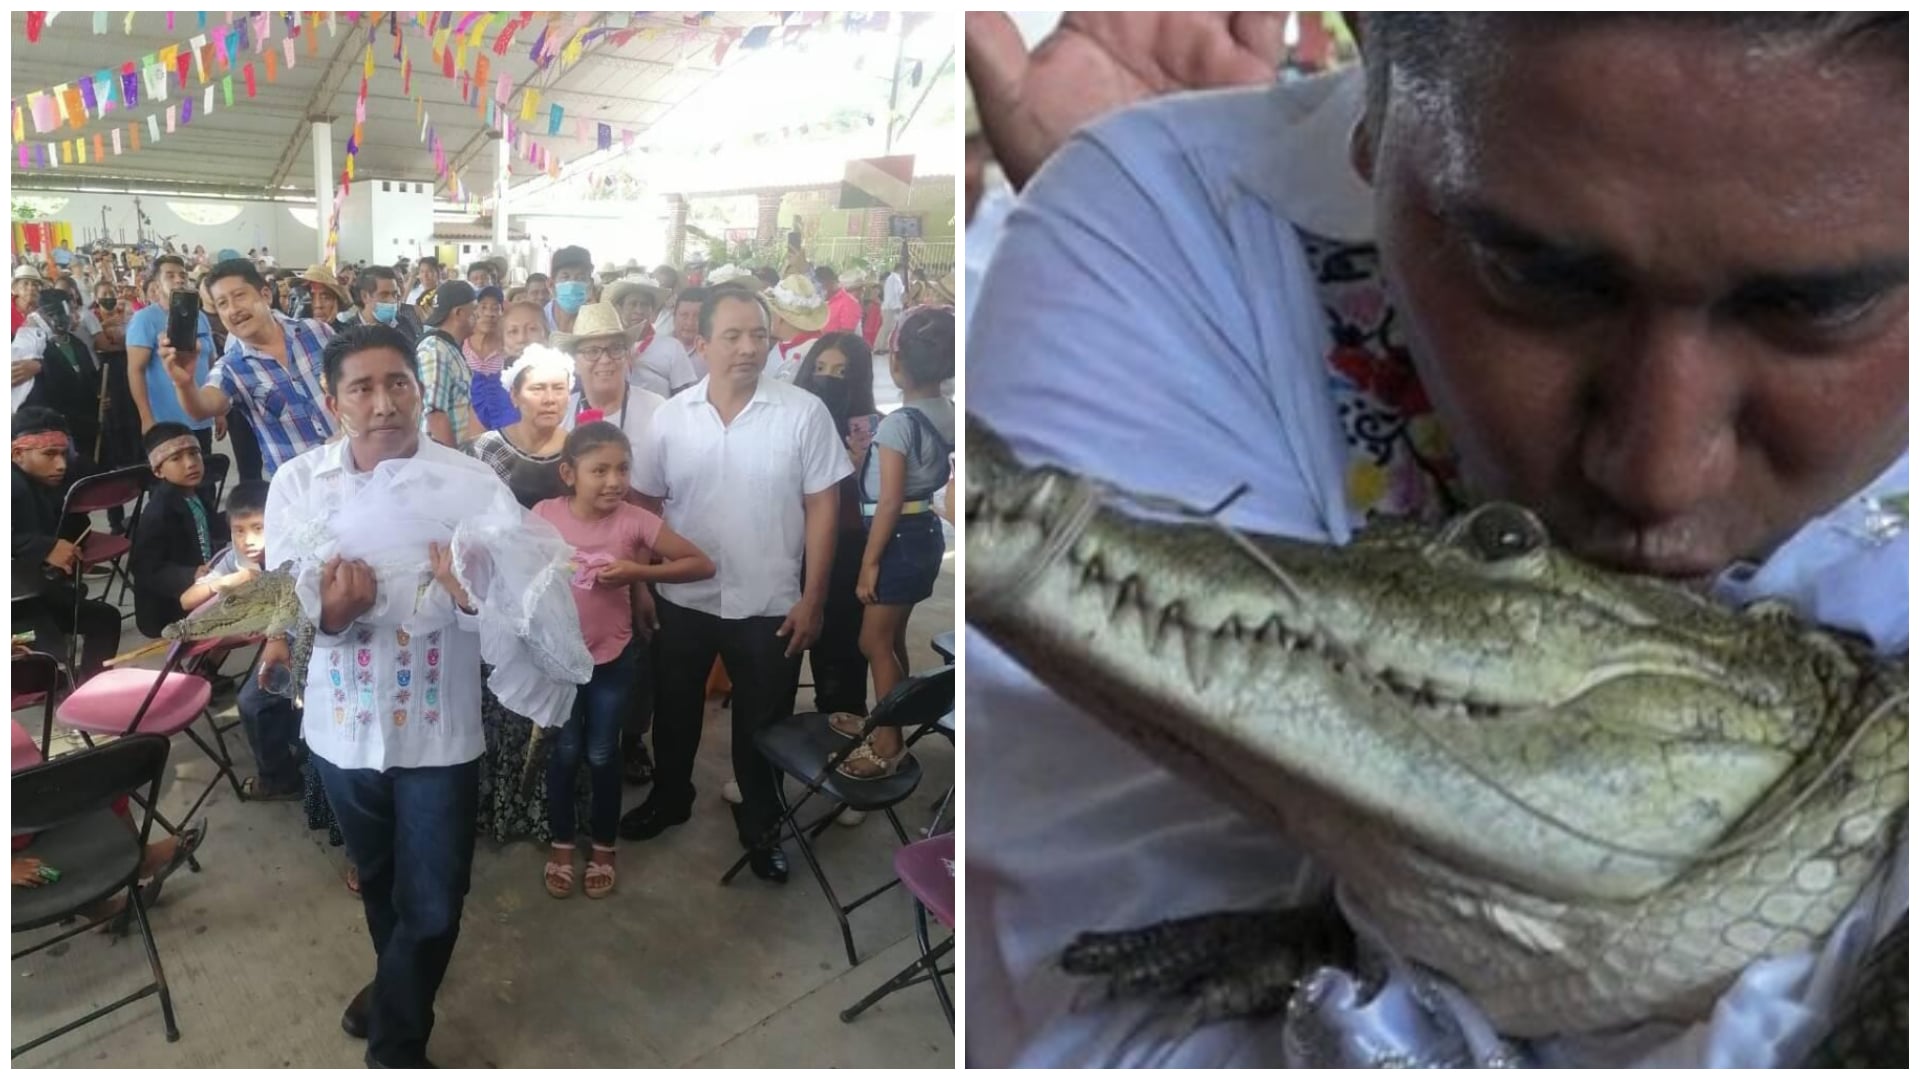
(1467, 504, 1546, 562)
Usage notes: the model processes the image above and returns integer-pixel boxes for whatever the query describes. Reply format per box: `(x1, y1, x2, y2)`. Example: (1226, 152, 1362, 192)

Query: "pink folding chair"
(52, 635, 240, 858)
(839, 831, 954, 1027)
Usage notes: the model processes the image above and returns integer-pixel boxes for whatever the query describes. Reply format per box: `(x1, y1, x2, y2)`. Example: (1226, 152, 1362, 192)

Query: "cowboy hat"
(705, 263, 754, 288)
(603, 278, 666, 314)
(297, 263, 351, 306)
(763, 274, 828, 333)
(551, 302, 630, 351)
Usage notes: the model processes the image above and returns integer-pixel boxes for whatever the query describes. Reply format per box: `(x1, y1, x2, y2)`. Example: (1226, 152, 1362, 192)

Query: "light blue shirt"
(125, 302, 215, 431)
(966, 68, 1907, 1070)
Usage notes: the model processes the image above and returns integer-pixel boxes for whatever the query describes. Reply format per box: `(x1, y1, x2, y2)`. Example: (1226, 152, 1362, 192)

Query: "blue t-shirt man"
(125, 303, 216, 432)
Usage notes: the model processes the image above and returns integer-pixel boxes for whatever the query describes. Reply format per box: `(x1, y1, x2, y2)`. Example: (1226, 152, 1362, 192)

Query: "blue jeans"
(237, 658, 302, 792)
(549, 638, 639, 846)
(313, 754, 480, 1069)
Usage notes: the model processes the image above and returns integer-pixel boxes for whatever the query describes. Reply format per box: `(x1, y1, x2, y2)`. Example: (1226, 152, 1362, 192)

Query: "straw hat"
(297, 263, 351, 306)
(551, 302, 630, 351)
(603, 277, 666, 314)
(12, 264, 45, 285)
(705, 263, 754, 288)
(762, 274, 828, 333)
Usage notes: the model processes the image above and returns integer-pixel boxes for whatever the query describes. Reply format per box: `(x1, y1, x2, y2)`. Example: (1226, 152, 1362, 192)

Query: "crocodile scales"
(964, 413, 1907, 1060)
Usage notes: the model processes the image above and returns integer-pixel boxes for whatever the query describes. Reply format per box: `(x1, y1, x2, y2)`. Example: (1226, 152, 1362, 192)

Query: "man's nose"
(1579, 309, 1742, 523)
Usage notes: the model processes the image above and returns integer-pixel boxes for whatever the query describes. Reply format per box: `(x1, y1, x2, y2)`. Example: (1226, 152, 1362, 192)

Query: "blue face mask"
(555, 280, 590, 313)
(372, 302, 399, 325)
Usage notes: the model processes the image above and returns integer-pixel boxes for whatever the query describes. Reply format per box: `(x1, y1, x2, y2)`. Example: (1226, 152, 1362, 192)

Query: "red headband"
(11, 431, 69, 454)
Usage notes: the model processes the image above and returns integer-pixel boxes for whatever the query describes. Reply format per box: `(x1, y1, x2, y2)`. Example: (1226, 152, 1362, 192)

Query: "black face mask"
(98, 297, 117, 312)
(809, 375, 851, 435)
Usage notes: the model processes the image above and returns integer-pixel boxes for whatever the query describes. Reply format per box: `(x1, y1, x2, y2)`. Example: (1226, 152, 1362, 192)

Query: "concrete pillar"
(664, 193, 688, 268)
(311, 119, 333, 266)
(492, 134, 510, 252)
(755, 191, 782, 244)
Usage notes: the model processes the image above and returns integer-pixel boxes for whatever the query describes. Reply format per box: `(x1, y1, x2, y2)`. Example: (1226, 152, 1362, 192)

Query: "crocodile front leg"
(1063, 904, 1356, 1027)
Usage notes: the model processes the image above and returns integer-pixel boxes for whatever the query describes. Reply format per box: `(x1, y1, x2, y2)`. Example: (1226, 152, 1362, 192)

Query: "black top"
(22, 332, 102, 454)
(462, 428, 568, 510)
(11, 463, 89, 611)
(130, 481, 225, 639)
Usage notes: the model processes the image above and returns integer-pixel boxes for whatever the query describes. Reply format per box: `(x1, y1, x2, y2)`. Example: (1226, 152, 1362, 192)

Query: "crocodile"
(964, 414, 1907, 1060)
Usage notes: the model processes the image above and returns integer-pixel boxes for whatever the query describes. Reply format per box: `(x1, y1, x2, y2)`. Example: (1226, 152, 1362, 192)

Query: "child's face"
(12, 444, 67, 487)
(562, 445, 632, 513)
(228, 511, 266, 565)
(152, 442, 205, 489)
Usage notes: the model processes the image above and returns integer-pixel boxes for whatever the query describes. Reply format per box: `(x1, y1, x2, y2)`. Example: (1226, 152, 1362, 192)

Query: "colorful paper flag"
(203, 85, 214, 116)
(93, 133, 104, 160)
(130, 122, 139, 151)
(181, 97, 192, 125)
(284, 37, 296, 68)
(548, 103, 563, 136)
(222, 75, 234, 107)
(243, 62, 256, 98)
(112, 128, 121, 155)
(520, 89, 537, 121)
(147, 114, 159, 142)
(122, 66, 139, 109)
(79, 77, 98, 115)
(596, 123, 611, 150)
(166, 105, 175, 133)
(92, 10, 106, 34)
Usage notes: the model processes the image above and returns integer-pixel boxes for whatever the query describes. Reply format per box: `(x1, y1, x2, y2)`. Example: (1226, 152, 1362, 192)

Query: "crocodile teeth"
(1181, 625, 1218, 691)
(1152, 602, 1186, 655)
(1113, 577, 1146, 619)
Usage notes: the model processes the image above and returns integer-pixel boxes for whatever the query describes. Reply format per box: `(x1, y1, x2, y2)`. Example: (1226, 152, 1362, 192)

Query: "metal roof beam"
(266, 29, 364, 191)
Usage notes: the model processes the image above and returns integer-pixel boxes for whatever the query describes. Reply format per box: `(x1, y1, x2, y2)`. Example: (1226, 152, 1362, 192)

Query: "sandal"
(241, 776, 302, 801)
(345, 864, 360, 896)
(836, 740, 909, 781)
(827, 712, 868, 740)
(584, 846, 616, 900)
(139, 820, 207, 907)
(545, 844, 576, 899)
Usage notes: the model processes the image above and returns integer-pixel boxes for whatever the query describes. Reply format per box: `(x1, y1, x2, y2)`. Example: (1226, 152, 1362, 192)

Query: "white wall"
(16, 189, 317, 260)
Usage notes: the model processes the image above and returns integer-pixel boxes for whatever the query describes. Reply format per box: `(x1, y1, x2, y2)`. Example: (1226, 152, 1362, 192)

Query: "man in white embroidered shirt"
(620, 288, 851, 883)
(262, 324, 502, 1069)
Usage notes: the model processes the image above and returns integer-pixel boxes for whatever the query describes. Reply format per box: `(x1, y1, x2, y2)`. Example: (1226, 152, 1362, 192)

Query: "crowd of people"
(12, 233, 954, 1067)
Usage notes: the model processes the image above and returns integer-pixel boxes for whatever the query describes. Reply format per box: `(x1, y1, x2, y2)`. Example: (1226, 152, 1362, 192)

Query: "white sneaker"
(721, 779, 742, 805)
(836, 808, 867, 827)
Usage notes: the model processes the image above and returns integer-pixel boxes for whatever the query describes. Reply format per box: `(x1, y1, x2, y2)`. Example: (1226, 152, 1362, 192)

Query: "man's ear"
(1349, 115, 1378, 185)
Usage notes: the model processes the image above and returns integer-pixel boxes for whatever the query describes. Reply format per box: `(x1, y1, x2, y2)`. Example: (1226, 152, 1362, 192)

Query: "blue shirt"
(208, 312, 338, 477)
(125, 303, 215, 431)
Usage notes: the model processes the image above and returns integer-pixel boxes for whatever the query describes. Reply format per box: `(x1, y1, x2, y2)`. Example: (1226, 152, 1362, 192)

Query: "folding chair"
(720, 666, 956, 966)
(52, 637, 241, 855)
(56, 464, 147, 631)
(840, 831, 954, 1027)
(12, 733, 181, 1057)
(12, 650, 68, 762)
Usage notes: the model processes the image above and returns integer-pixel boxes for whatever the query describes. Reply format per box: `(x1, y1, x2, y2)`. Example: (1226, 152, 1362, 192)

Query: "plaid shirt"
(416, 331, 479, 446)
(209, 312, 337, 478)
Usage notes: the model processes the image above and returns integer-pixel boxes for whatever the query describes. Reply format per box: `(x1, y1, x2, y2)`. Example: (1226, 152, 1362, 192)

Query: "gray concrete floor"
(13, 558, 955, 1068)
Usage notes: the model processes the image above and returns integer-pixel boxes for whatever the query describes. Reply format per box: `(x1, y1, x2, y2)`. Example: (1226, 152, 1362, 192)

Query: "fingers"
(1226, 11, 1293, 73)
(322, 555, 341, 588)
(965, 12, 1032, 171)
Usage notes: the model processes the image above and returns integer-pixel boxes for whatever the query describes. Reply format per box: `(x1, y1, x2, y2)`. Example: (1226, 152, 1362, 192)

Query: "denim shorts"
(869, 512, 946, 606)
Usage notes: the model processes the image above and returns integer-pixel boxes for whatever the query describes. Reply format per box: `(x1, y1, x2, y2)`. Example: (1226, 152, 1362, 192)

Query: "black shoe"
(622, 742, 654, 786)
(341, 981, 373, 1039)
(364, 1051, 434, 1068)
(748, 846, 789, 884)
(617, 799, 690, 841)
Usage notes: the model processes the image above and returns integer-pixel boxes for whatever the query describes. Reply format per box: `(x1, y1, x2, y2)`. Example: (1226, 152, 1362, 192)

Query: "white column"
(311, 119, 334, 266)
(492, 134, 510, 252)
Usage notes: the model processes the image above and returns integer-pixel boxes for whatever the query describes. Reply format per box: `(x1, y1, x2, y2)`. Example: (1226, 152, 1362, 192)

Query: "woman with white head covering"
(460, 343, 576, 510)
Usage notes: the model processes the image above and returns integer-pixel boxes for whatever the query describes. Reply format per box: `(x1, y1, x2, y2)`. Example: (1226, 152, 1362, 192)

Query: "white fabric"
(766, 338, 812, 383)
(882, 271, 905, 311)
(629, 332, 696, 397)
(265, 437, 591, 772)
(11, 320, 47, 410)
(563, 384, 667, 492)
(966, 67, 1909, 1069)
(634, 372, 851, 619)
(652, 306, 674, 340)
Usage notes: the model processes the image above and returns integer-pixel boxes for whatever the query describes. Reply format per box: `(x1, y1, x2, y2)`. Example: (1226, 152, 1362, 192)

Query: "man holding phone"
(125, 255, 218, 458)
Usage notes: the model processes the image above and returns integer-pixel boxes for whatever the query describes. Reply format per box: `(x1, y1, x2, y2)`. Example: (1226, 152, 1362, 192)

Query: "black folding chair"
(12, 650, 68, 760)
(719, 666, 956, 966)
(203, 452, 232, 509)
(12, 733, 181, 1057)
(56, 464, 147, 630)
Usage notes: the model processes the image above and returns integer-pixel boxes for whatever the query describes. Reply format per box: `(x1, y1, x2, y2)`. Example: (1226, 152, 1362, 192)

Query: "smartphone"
(166, 289, 201, 353)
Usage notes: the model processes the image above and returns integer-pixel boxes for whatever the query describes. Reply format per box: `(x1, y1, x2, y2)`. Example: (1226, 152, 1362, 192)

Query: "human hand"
(427, 542, 474, 612)
(214, 567, 259, 593)
(214, 413, 228, 441)
(44, 539, 79, 574)
(856, 562, 881, 605)
(631, 585, 659, 641)
(12, 856, 49, 889)
(967, 11, 1289, 189)
(319, 556, 377, 633)
(11, 359, 40, 386)
(775, 596, 825, 657)
(595, 560, 648, 588)
(157, 338, 200, 383)
(256, 635, 291, 690)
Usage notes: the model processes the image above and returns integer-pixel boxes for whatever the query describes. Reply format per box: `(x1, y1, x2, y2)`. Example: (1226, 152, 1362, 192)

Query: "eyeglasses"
(575, 344, 623, 362)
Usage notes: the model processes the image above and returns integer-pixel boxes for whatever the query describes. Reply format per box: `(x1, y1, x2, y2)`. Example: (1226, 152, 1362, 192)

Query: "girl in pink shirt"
(533, 422, 715, 899)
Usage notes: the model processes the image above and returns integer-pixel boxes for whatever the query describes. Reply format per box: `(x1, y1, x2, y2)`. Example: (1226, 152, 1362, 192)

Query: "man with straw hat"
(758, 273, 829, 382)
(604, 278, 696, 398)
(298, 263, 353, 326)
